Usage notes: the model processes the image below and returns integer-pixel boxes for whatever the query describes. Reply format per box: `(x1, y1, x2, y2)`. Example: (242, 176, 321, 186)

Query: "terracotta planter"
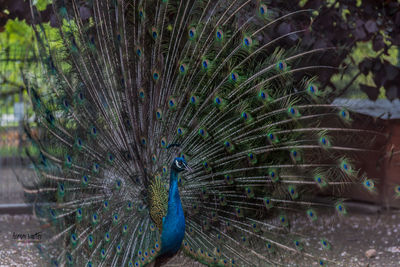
(347, 116, 400, 208)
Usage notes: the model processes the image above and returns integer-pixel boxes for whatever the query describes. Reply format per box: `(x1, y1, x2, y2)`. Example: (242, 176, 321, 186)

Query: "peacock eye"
(175, 160, 182, 169)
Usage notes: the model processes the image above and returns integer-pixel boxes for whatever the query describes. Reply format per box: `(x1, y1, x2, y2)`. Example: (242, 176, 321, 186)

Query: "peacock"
(20, 0, 388, 266)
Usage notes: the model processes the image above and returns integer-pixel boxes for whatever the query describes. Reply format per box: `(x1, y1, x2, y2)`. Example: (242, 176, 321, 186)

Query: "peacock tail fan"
(20, 0, 388, 266)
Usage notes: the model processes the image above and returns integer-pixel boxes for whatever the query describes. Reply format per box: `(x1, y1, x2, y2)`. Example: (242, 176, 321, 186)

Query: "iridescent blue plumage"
(159, 158, 187, 257)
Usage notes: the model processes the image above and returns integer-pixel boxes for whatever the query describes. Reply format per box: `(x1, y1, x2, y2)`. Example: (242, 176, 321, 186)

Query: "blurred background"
(0, 0, 399, 266)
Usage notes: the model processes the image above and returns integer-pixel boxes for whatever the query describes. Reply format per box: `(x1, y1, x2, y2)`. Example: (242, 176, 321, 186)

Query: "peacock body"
(156, 157, 187, 258)
(21, 0, 386, 266)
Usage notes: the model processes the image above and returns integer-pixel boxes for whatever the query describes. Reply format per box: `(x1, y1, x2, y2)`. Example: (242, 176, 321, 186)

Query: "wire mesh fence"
(0, 126, 27, 206)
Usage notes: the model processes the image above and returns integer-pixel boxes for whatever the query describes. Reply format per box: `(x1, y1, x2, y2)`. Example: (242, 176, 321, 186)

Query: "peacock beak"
(182, 161, 192, 172)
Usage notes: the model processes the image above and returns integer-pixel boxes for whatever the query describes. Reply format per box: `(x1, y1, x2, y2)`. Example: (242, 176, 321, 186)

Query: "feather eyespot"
(153, 72, 159, 80)
(321, 239, 330, 250)
(188, 27, 196, 39)
(62, 98, 70, 109)
(71, 233, 77, 242)
(269, 133, 275, 141)
(307, 209, 318, 221)
(202, 60, 209, 69)
(115, 180, 121, 190)
(363, 178, 376, 192)
(395, 185, 400, 194)
(66, 253, 73, 263)
(277, 61, 287, 71)
(179, 64, 186, 73)
(259, 4, 267, 15)
(259, 90, 267, 100)
(141, 137, 147, 146)
(139, 88, 145, 99)
(339, 109, 351, 122)
(177, 127, 185, 136)
(151, 27, 158, 39)
(138, 8, 144, 18)
(230, 72, 238, 81)
(168, 98, 176, 109)
(161, 138, 167, 148)
(308, 84, 318, 95)
(76, 138, 83, 147)
(199, 128, 205, 136)
(78, 92, 84, 101)
(92, 213, 99, 224)
(335, 202, 347, 215)
(243, 36, 252, 47)
(216, 30, 223, 40)
(156, 109, 162, 120)
(82, 175, 89, 186)
(108, 153, 114, 162)
(314, 175, 328, 188)
(58, 183, 64, 191)
(90, 126, 97, 135)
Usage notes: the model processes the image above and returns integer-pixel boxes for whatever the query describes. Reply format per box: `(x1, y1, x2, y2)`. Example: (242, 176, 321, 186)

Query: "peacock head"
(171, 157, 192, 173)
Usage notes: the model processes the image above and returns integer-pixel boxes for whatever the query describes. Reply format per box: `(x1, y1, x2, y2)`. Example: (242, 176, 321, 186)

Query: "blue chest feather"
(159, 170, 185, 256)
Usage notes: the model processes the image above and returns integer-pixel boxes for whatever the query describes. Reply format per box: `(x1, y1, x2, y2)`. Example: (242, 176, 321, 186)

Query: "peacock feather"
(20, 0, 387, 266)
(149, 174, 168, 232)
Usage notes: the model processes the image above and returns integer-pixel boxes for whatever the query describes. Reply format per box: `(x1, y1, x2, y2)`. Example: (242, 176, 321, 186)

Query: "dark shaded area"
(0, 0, 51, 30)
(271, 0, 400, 100)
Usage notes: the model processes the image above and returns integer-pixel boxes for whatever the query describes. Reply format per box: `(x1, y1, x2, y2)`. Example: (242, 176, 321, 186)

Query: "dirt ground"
(310, 210, 400, 267)
(0, 210, 399, 267)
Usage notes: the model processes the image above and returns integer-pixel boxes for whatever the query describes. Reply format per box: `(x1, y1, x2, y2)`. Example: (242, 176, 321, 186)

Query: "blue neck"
(159, 169, 186, 256)
(168, 170, 181, 210)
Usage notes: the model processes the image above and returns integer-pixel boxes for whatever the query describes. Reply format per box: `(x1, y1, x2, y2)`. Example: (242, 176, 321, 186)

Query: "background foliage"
(0, 0, 399, 116)
(266, 0, 400, 100)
